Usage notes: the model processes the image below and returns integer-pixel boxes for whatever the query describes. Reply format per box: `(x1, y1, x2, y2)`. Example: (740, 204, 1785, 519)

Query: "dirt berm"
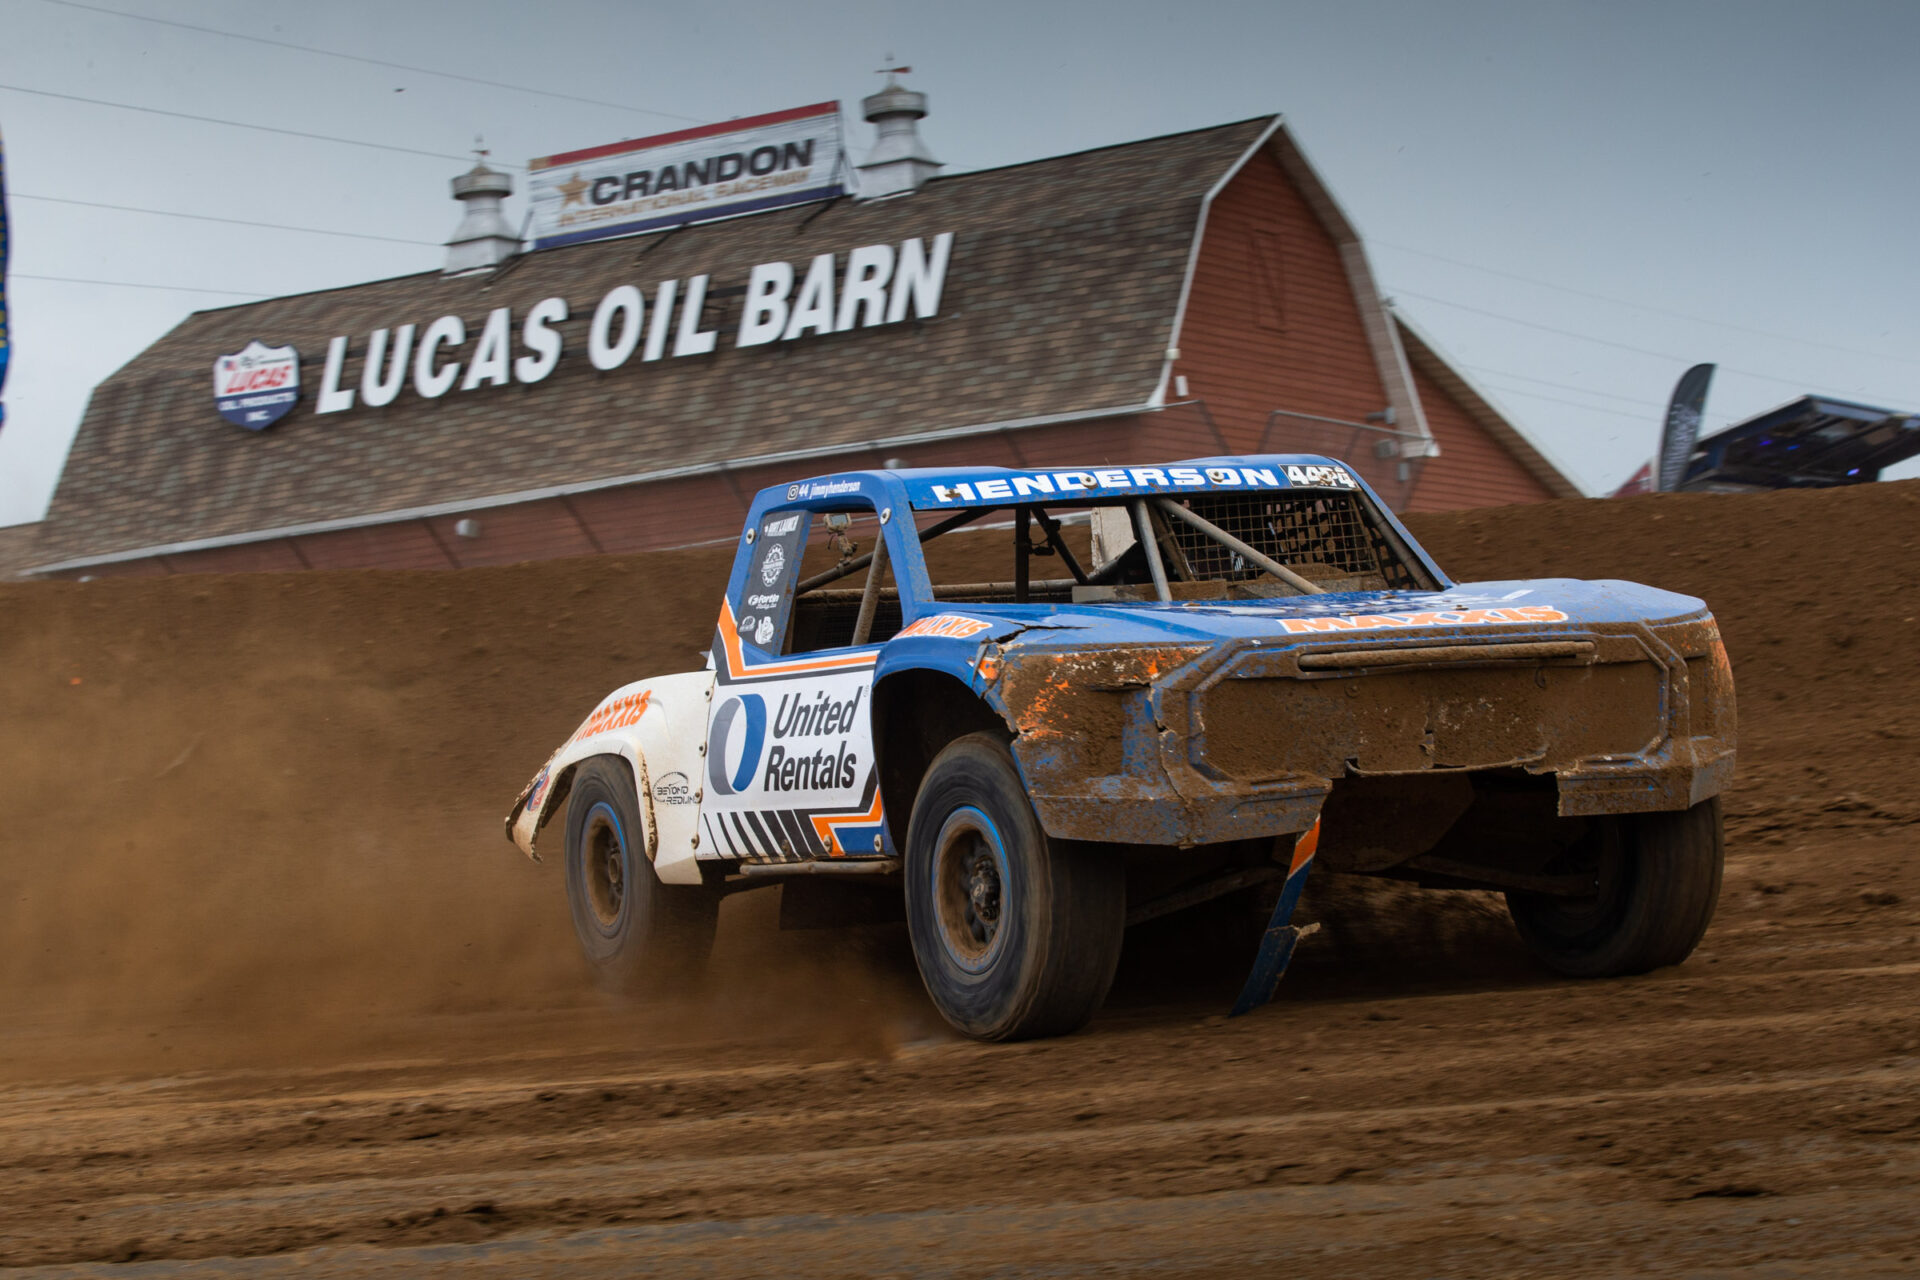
(2, 481, 1919, 1275)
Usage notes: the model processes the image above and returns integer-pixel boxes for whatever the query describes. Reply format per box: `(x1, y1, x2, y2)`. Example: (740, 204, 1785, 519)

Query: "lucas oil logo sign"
(213, 340, 299, 430)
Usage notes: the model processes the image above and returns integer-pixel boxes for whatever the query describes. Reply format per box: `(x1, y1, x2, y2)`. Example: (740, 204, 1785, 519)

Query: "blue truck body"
(511, 452, 1739, 1036)
(707, 455, 1736, 860)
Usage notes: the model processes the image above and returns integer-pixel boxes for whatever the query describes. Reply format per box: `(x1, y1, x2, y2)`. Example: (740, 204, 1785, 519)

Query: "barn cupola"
(444, 148, 519, 275)
(855, 64, 942, 200)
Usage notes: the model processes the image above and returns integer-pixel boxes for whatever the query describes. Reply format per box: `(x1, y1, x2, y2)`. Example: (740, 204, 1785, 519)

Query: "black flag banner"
(1657, 363, 1715, 492)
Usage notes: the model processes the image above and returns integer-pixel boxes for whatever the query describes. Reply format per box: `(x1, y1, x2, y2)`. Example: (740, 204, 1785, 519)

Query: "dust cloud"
(5, 481, 1919, 1076)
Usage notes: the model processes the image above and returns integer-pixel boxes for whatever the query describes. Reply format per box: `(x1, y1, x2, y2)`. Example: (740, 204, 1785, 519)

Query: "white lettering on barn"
(309, 234, 954, 417)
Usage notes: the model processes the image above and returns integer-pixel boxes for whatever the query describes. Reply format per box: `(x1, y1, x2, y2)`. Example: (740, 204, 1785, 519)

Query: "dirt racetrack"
(3, 481, 1919, 1276)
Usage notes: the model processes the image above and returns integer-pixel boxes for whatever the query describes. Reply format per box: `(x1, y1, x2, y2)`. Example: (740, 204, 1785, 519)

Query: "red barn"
(12, 108, 1575, 579)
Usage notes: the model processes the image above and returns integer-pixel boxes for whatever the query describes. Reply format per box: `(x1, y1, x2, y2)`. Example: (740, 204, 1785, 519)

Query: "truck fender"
(505, 669, 714, 885)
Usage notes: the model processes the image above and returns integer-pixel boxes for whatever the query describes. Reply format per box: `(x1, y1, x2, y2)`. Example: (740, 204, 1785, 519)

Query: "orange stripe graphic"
(716, 602, 878, 679)
(1290, 819, 1321, 874)
(809, 789, 887, 856)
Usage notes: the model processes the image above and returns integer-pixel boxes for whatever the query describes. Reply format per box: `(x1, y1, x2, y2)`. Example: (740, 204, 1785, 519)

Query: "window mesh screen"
(788, 594, 905, 651)
(1169, 493, 1422, 591)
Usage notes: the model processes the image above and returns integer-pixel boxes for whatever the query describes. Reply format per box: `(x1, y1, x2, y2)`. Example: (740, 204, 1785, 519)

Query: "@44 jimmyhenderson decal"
(214, 340, 300, 430)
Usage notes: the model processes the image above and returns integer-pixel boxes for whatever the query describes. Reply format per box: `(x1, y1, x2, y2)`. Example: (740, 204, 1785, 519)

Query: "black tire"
(903, 733, 1126, 1041)
(1507, 797, 1724, 978)
(563, 757, 718, 993)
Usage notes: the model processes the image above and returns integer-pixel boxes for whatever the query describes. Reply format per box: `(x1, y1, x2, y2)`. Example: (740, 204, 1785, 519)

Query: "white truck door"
(700, 505, 888, 863)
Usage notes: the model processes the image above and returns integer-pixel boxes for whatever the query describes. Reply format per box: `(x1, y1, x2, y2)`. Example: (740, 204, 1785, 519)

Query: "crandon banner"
(213, 340, 300, 430)
(528, 102, 846, 250)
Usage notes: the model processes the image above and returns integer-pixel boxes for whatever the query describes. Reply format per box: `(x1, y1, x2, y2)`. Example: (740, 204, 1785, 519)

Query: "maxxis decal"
(1280, 605, 1566, 635)
(897, 613, 992, 639)
(569, 689, 652, 742)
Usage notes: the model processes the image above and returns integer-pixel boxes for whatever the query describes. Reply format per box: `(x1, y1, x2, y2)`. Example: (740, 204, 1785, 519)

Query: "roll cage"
(777, 484, 1441, 653)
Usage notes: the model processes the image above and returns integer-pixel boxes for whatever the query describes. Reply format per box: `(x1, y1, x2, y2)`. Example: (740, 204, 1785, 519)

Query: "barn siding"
(160, 540, 308, 575)
(300, 522, 454, 571)
(1403, 361, 1557, 511)
(56, 556, 170, 580)
(423, 499, 598, 569)
(1172, 152, 1394, 456)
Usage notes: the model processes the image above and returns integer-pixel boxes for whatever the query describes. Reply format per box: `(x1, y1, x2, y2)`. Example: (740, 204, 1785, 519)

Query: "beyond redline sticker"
(1280, 605, 1567, 634)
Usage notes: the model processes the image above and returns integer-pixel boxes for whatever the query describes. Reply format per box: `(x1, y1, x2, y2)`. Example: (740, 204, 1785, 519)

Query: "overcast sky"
(3, 0, 1916, 528)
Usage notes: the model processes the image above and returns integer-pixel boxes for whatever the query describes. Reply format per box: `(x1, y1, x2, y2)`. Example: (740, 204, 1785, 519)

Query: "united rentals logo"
(213, 340, 299, 430)
(706, 693, 768, 797)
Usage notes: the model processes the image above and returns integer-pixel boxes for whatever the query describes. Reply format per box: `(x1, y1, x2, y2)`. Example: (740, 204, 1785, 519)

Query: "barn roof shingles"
(32, 119, 1272, 567)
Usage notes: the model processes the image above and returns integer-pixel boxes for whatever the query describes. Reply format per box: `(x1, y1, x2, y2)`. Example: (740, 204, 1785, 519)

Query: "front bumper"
(988, 614, 1736, 848)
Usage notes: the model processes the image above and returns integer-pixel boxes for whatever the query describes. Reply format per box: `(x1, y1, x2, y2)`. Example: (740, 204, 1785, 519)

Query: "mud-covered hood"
(930, 579, 1710, 648)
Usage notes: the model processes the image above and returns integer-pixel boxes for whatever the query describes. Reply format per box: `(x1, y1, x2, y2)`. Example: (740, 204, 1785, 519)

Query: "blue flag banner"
(0, 125, 10, 433)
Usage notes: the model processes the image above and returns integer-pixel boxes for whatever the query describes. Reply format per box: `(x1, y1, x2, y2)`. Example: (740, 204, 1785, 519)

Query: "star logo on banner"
(558, 171, 590, 207)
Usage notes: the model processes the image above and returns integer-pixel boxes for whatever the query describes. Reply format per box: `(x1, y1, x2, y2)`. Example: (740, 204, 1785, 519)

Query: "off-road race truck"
(506, 455, 1736, 1040)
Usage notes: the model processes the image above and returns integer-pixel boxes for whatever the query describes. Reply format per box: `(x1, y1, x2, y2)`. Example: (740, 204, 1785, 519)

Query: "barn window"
(1249, 229, 1285, 333)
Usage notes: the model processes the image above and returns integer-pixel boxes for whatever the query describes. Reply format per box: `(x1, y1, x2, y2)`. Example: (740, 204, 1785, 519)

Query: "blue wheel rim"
(582, 800, 630, 936)
(930, 805, 1011, 975)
